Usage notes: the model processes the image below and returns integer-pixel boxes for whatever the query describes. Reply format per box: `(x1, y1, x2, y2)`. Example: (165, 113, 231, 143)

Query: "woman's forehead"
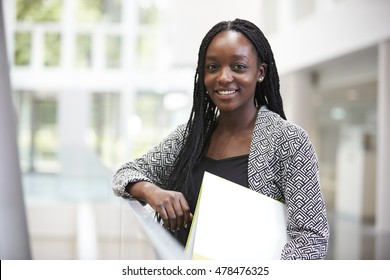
(206, 31, 257, 59)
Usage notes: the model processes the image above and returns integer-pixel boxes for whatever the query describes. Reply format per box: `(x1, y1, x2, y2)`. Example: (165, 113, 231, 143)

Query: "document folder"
(185, 172, 289, 260)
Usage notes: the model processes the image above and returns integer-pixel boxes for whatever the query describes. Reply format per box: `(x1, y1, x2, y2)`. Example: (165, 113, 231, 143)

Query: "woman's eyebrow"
(231, 54, 249, 60)
(205, 54, 249, 61)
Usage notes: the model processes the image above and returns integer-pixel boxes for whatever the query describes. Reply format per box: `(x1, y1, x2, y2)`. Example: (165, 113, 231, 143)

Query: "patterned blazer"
(112, 106, 330, 260)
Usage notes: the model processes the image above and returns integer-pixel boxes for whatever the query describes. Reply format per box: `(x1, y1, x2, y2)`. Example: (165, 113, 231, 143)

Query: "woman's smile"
(217, 90, 237, 95)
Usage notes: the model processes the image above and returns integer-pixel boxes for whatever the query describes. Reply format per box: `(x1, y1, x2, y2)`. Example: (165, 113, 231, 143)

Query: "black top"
(190, 154, 249, 212)
(175, 154, 249, 246)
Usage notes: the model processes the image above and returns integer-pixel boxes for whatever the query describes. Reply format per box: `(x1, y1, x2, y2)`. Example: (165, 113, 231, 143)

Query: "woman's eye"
(206, 64, 218, 71)
(233, 64, 247, 71)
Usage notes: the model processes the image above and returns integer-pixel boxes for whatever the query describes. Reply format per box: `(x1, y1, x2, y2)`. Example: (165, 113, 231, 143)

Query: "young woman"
(112, 18, 329, 260)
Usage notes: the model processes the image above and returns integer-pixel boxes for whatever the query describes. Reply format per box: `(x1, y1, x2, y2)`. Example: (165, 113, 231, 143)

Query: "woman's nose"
(217, 67, 233, 84)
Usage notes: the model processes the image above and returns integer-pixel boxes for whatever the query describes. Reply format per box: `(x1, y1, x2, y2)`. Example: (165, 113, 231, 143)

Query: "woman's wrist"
(127, 181, 159, 203)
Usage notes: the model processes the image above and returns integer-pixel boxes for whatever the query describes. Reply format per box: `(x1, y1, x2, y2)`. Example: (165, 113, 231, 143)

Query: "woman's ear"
(257, 63, 267, 82)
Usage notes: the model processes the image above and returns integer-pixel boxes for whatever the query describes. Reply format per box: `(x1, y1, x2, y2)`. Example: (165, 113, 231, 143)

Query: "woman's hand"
(146, 187, 193, 232)
(127, 181, 193, 232)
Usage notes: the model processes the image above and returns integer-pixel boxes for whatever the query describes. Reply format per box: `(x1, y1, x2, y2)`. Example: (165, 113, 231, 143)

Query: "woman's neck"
(216, 106, 258, 134)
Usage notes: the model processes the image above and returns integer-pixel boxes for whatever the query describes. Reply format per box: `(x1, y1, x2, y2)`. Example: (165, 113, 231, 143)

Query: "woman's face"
(204, 30, 265, 113)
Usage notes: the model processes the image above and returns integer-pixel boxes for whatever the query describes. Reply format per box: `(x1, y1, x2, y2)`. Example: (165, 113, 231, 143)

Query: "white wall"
(161, 0, 390, 76)
(166, 0, 263, 67)
(270, 0, 390, 74)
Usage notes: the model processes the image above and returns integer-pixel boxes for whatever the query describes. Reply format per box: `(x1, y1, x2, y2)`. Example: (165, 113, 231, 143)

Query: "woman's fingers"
(163, 202, 178, 232)
(153, 190, 192, 232)
(179, 198, 192, 229)
(175, 192, 193, 230)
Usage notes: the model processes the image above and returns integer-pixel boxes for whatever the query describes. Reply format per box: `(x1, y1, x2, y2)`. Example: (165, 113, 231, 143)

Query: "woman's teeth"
(218, 90, 236, 95)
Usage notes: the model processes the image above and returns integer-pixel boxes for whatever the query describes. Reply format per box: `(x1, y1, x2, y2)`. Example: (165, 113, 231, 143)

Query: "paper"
(185, 172, 289, 260)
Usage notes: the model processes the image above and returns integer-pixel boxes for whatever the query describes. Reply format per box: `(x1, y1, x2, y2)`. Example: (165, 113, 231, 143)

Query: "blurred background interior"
(1, 0, 390, 260)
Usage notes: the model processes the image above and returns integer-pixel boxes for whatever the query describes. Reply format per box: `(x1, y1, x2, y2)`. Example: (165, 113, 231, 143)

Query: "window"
(77, 0, 122, 23)
(14, 91, 59, 173)
(14, 31, 32, 66)
(105, 35, 121, 68)
(132, 92, 167, 156)
(44, 32, 61, 67)
(136, 33, 157, 71)
(138, 0, 159, 25)
(89, 92, 120, 167)
(75, 33, 92, 68)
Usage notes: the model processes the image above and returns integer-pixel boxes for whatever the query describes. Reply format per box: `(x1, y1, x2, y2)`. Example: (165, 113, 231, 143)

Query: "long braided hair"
(167, 18, 286, 199)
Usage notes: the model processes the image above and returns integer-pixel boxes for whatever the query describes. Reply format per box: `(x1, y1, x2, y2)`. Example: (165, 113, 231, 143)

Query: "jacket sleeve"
(279, 128, 330, 260)
(112, 123, 187, 197)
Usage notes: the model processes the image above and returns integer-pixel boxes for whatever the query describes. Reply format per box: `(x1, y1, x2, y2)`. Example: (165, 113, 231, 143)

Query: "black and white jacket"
(112, 106, 330, 260)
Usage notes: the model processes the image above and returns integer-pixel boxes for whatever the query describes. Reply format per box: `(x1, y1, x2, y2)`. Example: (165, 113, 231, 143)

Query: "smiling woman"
(112, 18, 330, 260)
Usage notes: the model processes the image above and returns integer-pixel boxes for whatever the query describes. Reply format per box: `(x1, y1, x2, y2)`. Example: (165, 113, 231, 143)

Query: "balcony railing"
(125, 198, 188, 260)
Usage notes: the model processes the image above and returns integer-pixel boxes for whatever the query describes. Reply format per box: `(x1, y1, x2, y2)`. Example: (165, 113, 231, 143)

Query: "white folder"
(185, 171, 289, 260)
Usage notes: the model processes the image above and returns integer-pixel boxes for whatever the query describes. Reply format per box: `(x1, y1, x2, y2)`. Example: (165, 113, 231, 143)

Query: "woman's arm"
(112, 123, 192, 231)
(112, 123, 187, 197)
(280, 129, 330, 260)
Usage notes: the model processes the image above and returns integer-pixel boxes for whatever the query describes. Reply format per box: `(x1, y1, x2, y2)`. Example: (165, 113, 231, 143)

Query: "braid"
(167, 19, 286, 198)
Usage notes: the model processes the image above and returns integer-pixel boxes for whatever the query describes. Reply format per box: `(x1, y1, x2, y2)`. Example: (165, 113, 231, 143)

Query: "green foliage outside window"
(77, 0, 103, 23)
(77, 0, 122, 23)
(44, 32, 61, 67)
(138, 0, 159, 25)
(106, 35, 121, 68)
(16, 0, 62, 22)
(75, 34, 92, 68)
(33, 99, 58, 160)
(14, 31, 32, 66)
(136, 34, 156, 70)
